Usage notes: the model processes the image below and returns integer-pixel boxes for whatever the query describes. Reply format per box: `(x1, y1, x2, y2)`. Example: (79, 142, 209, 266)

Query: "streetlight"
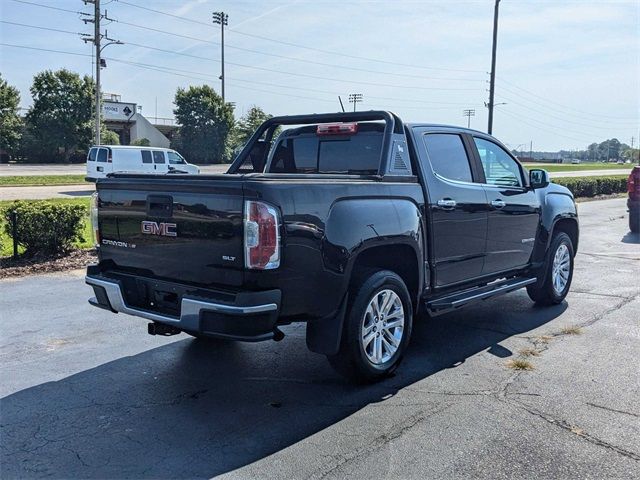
(212, 11, 229, 102)
(348, 93, 363, 112)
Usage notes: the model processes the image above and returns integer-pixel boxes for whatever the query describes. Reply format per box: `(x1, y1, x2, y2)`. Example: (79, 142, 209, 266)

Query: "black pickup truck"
(86, 111, 578, 382)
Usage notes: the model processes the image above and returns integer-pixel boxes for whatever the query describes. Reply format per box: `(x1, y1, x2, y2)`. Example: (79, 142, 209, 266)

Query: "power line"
(9, 0, 88, 15)
(2, 20, 477, 92)
(0, 42, 482, 110)
(496, 93, 637, 132)
(497, 108, 598, 144)
(0, 20, 85, 36)
(0, 43, 339, 105)
(497, 77, 638, 122)
(111, 19, 483, 83)
(112, 0, 484, 74)
(2, 17, 484, 85)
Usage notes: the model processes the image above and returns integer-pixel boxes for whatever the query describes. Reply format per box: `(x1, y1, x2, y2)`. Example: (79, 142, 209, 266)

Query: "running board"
(426, 277, 537, 314)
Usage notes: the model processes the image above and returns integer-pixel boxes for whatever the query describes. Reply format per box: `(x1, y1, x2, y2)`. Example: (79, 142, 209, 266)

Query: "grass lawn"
(0, 175, 87, 187)
(0, 197, 92, 257)
(522, 163, 633, 173)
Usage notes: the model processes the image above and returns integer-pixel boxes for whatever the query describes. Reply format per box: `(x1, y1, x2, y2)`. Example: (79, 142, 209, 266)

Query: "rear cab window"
(141, 150, 152, 164)
(423, 133, 473, 183)
(266, 122, 383, 175)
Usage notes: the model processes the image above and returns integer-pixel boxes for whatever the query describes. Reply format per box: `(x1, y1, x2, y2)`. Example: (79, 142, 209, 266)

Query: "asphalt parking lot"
(1, 197, 638, 479)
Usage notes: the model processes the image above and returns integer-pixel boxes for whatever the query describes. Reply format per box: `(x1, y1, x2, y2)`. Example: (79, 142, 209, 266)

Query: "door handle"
(437, 198, 457, 209)
(491, 199, 506, 209)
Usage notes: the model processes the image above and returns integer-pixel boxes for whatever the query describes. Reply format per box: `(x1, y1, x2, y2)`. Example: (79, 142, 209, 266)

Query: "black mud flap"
(305, 293, 348, 356)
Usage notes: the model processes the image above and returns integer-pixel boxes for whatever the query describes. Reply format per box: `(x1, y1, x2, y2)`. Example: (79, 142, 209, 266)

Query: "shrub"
(131, 137, 150, 146)
(553, 175, 628, 197)
(2, 200, 87, 256)
(101, 130, 120, 145)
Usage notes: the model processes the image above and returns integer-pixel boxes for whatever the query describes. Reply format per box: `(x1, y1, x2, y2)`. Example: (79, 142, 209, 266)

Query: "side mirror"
(529, 169, 550, 189)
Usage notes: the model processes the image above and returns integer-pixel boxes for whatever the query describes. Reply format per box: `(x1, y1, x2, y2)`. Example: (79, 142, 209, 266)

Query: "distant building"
(102, 93, 177, 148)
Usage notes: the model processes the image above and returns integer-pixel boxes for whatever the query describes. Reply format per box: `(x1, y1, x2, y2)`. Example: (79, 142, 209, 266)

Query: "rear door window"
(88, 148, 97, 162)
(141, 150, 152, 164)
(96, 148, 108, 163)
(423, 134, 473, 183)
(152, 151, 165, 164)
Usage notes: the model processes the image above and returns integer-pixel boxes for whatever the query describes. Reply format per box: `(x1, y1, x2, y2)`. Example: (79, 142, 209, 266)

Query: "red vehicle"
(628, 166, 640, 232)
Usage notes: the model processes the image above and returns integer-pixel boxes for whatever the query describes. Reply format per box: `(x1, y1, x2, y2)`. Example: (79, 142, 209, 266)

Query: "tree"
(101, 130, 120, 145)
(173, 85, 234, 164)
(232, 105, 273, 151)
(26, 69, 94, 162)
(597, 138, 621, 161)
(587, 143, 599, 161)
(0, 74, 22, 157)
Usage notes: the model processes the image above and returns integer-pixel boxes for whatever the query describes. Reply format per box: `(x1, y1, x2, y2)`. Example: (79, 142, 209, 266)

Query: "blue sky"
(1, 0, 638, 151)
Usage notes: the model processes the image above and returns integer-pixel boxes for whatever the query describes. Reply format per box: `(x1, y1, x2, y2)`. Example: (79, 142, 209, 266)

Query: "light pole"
(487, 0, 500, 135)
(212, 11, 228, 102)
(463, 109, 476, 128)
(348, 93, 363, 112)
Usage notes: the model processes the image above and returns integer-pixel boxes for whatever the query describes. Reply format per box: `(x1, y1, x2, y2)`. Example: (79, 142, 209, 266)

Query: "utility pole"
(82, 0, 122, 146)
(212, 11, 228, 102)
(463, 109, 475, 128)
(94, 0, 100, 145)
(348, 93, 363, 112)
(487, 0, 500, 135)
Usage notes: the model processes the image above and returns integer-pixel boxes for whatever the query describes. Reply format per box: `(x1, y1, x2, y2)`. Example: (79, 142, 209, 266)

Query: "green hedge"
(553, 175, 627, 197)
(2, 200, 87, 256)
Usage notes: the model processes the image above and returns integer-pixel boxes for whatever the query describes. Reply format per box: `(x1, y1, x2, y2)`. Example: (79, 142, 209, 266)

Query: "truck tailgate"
(96, 175, 244, 287)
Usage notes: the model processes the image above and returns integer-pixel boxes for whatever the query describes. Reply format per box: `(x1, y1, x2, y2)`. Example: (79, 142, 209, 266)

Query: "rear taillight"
(90, 192, 100, 246)
(244, 200, 280, 270)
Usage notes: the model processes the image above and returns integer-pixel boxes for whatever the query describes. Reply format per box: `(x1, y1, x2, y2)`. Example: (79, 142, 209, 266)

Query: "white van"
(86, 146, 200, 181)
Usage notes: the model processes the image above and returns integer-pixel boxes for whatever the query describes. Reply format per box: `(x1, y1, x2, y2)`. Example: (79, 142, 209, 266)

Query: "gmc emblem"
(141, 220, 177, 237)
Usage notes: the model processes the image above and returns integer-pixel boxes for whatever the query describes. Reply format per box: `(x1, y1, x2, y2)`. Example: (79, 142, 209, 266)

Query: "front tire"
(328, 270, 413, 383)
(527, 232, 574, 305)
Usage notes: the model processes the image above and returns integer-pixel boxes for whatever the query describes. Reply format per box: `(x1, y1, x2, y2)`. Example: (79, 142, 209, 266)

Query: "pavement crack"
(578, 252, 640, 261)
(505, 398, 640, 462)
(586, 402, 640, 418)
(310, 403, 453, 479)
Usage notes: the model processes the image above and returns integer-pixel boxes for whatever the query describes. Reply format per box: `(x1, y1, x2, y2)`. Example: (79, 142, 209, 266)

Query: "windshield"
(167, 151, 186, 165)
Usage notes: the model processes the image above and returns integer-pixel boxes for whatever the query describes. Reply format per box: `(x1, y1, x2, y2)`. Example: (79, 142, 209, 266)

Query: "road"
(1, 198, 639, 479)
(549, 168, 630, 177)
(0, 164, 229, 176)
(0, 166, 630, 201)
(0, 165, 229, 200)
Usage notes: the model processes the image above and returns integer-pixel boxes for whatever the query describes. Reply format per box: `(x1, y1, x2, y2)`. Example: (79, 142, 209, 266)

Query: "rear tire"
(630, 210, 639, 233)
(527, 232, 574, 305)
(327, 270, 413, 383)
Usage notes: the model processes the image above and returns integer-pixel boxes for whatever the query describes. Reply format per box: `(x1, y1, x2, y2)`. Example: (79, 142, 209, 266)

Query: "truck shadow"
(1, 295, 565, 479)
(621, 231, 639, 244)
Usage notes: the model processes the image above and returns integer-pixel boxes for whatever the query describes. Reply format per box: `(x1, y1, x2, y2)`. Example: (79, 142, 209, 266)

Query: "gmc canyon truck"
(86, 111, 579, 382)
